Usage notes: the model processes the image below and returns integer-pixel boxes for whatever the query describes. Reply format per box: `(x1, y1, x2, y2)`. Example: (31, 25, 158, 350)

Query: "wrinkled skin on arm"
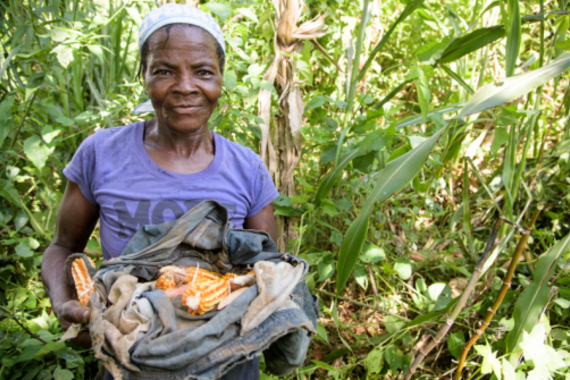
(41, 180, 99, 348)
(244, 203, 277, 242)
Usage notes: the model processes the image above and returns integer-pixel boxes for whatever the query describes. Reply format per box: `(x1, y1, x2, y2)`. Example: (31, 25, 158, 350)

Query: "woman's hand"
(41, 180, 99, 348)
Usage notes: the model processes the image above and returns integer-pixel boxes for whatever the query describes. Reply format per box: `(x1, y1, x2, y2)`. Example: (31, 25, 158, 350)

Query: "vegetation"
(1, 0, 570, 379)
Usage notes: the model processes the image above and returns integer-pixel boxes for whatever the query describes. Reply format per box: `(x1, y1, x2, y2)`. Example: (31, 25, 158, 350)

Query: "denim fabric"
(89, 200, 318, 380)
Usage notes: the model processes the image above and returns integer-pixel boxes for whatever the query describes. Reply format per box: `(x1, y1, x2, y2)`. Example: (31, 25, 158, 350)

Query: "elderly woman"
(41, 4, 278, 379)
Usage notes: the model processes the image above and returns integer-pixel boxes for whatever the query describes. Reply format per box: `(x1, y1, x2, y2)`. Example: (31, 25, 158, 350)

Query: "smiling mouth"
(171, 105, 203, 114)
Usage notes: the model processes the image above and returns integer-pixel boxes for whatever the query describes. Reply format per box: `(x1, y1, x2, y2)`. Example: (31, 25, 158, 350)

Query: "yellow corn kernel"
(182, 278, 229, 315)
(71, 258, 94, 307)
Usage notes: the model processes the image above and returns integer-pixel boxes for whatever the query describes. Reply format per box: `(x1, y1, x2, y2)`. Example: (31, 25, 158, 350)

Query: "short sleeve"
(62, 133, 97, 205)
(247, 156, 279, 218)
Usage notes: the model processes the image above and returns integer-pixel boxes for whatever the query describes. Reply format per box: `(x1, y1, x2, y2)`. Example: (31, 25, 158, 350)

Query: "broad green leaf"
(491, 127, 509, 154)
(51, 45, 74, 68)
(360, 244, 386, 263)
(440, 26, 505, 63)
(34, 341, 65, 357)
(367, 349, 384, 374)
(506, 232, 570, 365)
(519, 323, 569, 378)
(416, 37, 452, 64)
(23, 136, 55, 170)
(318, 255, 335, 282)
(555, 39, 570, 51)
(54, 366, 74, 380)
(206, 2, 232, 21)
(475, 345, 502, 378)
(447, 331, 465, 359)
(395, 103, 464, 130)
(336, 127, 445, 293)
(315, 148, 359, 204)
(394, 259, 412, 280)
(459, 52, 570, 117)
(354, 263, 369, 290)
(224, 70, 237, 91)
(440, 65, 475, 94)
(15, 242, 33, 258)
(88, 44, 104, 63)
(237, 7, 258, 23)
(305, 96, 326, 112)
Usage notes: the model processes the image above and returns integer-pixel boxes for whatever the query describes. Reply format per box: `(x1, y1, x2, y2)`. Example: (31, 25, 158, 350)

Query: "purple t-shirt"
(63, 121, 279, 260)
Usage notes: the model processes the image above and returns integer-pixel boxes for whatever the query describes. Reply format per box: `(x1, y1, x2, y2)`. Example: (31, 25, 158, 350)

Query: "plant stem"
(9, 89, 38, 151)
(0, 305, 47, 344)
(454, 207, 542, 380)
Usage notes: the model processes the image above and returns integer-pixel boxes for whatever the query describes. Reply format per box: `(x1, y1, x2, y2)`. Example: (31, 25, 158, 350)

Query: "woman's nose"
(172, 75, 199, 95)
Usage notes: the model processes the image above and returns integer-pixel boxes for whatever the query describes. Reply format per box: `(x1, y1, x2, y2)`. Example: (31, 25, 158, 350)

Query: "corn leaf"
(506, 232, 570, 365)
(336, 127, 446, 293)
(459, 52, 570, 117)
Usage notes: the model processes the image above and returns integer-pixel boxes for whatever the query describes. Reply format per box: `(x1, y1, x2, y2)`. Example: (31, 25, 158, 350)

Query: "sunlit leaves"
(206, 2, 232, 21)
(23, 136, 55, 170)
(520, 323, 569, 380)
(51, 45, 74, 68)
(474, 345, 502, 379)
(407, 66, 434, 121)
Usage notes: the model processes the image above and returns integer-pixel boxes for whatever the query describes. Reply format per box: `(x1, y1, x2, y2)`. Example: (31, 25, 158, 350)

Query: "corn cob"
(182, 278, 229, 315)
(71, 258, 94, 307)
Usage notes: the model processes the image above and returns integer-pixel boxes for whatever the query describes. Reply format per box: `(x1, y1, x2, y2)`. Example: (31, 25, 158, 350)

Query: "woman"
(41, 4, 278, 379)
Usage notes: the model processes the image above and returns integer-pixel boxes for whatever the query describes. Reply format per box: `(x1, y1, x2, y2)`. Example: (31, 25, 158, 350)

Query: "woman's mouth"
(171, 105, 203, 114)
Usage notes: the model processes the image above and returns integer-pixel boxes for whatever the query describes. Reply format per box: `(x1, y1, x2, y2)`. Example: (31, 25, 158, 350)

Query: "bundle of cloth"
(65, 201, 318, 380)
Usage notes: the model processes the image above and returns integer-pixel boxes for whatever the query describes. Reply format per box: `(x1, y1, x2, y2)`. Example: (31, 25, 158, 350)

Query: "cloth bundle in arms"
(73, 201, 318, 380)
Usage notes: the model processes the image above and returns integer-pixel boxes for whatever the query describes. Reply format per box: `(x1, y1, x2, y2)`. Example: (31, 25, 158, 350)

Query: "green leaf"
(23, 136, 55, 170)
(34, 341, 66, 357)
(15, 242, 34, 258)
(504, 0, 521, 77)
(206, 2, 232, 21)
(315, 322, 329, 343)
(427, 283, 452, 310)
(318, 254, 335, 282)
(459, 52, 570, 117)
(354, 263, 369, 290)
(394, 259, 412, 280)
(416, 37, 452, 64)
(305, 96, 326, 112)
(51, 45, 74, 68)
(236, 7, 258, 23)
(491, 126, 509, 154)
(87, 44, 104, 63)
(367, 349, 384, 374)
(336, 127, 445, 293)
(315, 148, 359, 204)
(54, 366, 74, 380)
(474, 344, 502, 378)
(360, 244, 386, 263)
(224, 70, 237, 90)
(555, 39, 570, 51)
(506, 231, 570, 365)
(447, 331, 466, 359)
(440, 26, 505, 63)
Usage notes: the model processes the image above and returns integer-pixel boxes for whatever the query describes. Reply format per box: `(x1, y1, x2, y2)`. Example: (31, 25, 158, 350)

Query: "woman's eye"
(198, 70, 211, 76)
(157, 69, 169, 75)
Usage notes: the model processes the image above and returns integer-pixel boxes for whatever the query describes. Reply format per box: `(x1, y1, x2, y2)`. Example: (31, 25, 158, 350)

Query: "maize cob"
(182, 278, 229, 315)
(71, 257, 94, 307)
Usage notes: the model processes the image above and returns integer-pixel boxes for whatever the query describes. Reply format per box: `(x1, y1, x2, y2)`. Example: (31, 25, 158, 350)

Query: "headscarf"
(133, 3, 225, 113)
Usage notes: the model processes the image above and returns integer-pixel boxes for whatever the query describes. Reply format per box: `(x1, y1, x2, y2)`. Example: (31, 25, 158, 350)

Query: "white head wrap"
(133, 3, 225, 113)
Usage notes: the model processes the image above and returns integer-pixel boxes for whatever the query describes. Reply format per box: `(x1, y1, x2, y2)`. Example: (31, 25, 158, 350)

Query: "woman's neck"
(143, 117, 214, 159)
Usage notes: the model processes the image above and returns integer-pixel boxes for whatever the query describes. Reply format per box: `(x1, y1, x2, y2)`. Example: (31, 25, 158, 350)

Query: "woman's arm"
(41, 180, 99, 347)
(243, 203, 277, 242)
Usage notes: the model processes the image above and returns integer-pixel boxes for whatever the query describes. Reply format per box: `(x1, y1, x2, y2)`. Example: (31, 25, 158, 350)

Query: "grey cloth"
(86, 200, 318, 380)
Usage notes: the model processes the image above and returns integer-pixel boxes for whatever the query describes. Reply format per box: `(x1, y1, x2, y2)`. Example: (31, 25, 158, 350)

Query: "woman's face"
(143, 24, 223, 134)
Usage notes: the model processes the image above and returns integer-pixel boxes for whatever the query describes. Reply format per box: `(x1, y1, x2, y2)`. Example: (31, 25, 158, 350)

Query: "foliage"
(1, 0, 570, 379)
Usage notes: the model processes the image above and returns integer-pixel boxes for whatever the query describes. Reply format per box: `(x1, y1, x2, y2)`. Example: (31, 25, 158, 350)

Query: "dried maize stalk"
(71, 258, 94, 307)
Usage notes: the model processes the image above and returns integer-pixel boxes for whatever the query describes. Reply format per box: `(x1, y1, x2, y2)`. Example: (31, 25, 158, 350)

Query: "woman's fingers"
(58, 300, 91, 325)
